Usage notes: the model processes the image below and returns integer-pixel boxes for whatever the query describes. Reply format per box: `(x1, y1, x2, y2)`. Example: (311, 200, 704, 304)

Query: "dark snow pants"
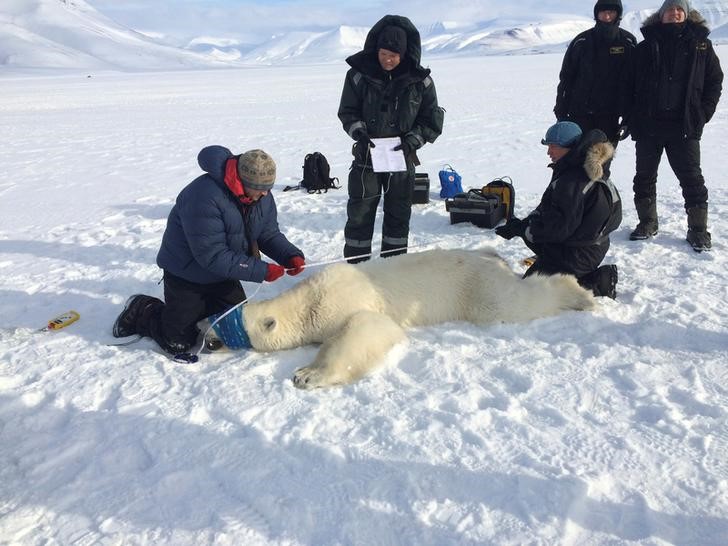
(343, 164, 414, 263)
(138, 272, 247, 353)
(633, 136, 708, 209)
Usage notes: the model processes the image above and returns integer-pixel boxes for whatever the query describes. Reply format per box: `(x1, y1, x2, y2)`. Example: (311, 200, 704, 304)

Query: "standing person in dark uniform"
(628, 0, 722, 251)
(554, 0, 637, 151)
(496, 122, 622, 299)
(112, 146, 305, 355)
(338, 14, 444, 263)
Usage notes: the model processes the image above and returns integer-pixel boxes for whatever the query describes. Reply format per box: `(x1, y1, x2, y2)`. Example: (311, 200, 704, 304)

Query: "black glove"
(393, 141, 411, 156)
(495, 217, 526, 240)
(393, 134, 420, 156)
(352, 127, 375, 148)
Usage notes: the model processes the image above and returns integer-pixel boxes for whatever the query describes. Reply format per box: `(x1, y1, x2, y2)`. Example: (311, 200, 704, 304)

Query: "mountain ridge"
(2, 0, 727, 71)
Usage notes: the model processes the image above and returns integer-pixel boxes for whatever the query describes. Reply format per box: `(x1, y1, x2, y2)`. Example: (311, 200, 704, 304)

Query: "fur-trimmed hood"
(554, 129, 615, 182)
(641, 9, 710, 38)
(582, 141, 614, 181)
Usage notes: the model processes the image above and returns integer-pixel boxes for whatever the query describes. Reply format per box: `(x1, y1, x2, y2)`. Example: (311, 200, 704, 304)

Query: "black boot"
(629, 197, 658, 240)
(112, 294, 163, 338)
(579, 265, 618, 299)
(686, 205, 712, 252)
(381, 241, 407, 259)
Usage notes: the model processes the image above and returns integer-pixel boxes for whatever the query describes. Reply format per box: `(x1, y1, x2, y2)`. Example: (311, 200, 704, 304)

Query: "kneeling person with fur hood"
(496, 121, 622, 299)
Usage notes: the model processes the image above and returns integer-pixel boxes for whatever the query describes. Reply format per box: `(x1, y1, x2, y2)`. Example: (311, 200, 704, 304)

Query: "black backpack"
(284, 152, 340, 194)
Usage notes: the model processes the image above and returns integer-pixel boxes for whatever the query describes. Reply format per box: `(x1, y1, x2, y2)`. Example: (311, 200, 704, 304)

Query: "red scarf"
(224, 158, 253, 205)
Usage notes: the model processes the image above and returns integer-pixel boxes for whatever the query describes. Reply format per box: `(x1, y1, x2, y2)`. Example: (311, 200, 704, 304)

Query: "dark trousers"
(139, 272, 246, 352)
(633, 136, 708, 209)
(569, 113, 620, 144)
(522, 239, 608, 280)
(343, 165, 414, 263)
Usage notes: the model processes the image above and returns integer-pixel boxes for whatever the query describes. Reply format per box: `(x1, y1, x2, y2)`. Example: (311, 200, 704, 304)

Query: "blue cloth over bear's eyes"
(210, 308, 252, 350)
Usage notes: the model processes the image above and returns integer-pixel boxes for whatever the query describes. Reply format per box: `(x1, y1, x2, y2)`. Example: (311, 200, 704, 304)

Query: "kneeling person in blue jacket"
(496, 121, 621, 299)
(112, 147, 305, 355)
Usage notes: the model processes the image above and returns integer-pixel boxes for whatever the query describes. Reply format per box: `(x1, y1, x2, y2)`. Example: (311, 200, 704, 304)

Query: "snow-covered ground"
(1, 49, 727, 545)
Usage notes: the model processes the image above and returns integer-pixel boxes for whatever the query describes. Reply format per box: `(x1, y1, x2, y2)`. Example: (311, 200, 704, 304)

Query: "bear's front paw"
(292, 366, 339, 390)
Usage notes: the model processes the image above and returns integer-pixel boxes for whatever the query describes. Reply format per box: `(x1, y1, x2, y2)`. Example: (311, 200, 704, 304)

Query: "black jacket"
(525, 130, 622, 277)
(630, 10, 723, 140)
(338, 15, 444, 166)
(554, 22, 636, 139)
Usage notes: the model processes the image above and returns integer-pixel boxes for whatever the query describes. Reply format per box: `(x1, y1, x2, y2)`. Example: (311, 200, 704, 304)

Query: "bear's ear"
(263, 317, 276, 332)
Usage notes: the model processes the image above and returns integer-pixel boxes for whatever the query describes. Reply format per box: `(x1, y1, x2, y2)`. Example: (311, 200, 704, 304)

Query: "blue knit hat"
(541, 121, 583, 147)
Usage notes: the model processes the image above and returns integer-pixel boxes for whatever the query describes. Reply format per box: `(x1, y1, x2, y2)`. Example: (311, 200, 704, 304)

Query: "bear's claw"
(292, 366, 341, 390)
(292, 367, 318, 389)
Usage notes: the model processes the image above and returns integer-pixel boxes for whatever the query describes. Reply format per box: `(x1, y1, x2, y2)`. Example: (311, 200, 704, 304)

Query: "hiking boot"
(112, 294, 163, 338)
(164, 339, 192, 355)
(686, 206, 711, 252)
(629, 197, 658, 240)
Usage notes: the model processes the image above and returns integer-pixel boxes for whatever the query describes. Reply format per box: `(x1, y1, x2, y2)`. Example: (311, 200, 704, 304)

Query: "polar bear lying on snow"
(211, 248, 594, 389)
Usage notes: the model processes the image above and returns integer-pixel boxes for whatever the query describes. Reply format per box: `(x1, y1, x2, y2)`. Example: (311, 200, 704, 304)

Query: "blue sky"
(86, 1, 661, 43)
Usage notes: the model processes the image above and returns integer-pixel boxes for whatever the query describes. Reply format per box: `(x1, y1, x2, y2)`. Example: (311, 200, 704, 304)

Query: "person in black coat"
(338, 14, 444, 263)
(628, 0, 723, 252)
(112, 147, 305, 355)
(496, 122, 622, 299)
(555, 0, 637, 147)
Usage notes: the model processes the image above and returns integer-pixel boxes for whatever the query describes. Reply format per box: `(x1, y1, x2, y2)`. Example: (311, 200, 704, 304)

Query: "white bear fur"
(236, 248, 594, 389)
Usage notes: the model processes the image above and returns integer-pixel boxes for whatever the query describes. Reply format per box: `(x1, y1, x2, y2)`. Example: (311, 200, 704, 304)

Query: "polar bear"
(218, 248, 594, 389)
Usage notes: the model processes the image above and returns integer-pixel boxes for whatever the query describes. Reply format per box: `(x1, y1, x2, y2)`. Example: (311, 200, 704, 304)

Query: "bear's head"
(242, 300, 309, 352)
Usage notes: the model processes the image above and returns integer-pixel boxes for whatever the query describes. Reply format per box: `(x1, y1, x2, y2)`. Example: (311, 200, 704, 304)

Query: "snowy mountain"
(239, 26, 369, 65)
(0, 0, 233, 70)
(2, 0, 728, 70)
(420, 18, 595, 56)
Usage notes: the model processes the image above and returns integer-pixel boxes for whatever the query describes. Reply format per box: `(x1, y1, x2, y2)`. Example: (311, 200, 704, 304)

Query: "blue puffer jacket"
(156, 145, 303, 284)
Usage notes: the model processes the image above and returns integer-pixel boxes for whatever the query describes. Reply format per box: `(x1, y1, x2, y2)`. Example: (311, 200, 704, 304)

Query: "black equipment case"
(445, 189, 506, 228)
(412, 173, 430, 204)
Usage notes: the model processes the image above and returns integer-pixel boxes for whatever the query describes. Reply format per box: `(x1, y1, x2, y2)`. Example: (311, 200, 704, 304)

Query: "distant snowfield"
(1, 50, 727, 545)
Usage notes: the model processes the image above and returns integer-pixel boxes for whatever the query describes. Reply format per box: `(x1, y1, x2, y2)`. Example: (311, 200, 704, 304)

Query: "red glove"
(287, 256, 306, 276)
(264, 263, 285, 282)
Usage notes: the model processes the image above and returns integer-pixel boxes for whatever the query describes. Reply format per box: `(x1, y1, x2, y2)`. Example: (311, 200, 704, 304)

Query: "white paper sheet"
(369, 137, 407, 173)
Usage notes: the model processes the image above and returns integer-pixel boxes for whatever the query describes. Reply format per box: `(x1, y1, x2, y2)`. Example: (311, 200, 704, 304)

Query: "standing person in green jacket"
(338, 14, 444, 263)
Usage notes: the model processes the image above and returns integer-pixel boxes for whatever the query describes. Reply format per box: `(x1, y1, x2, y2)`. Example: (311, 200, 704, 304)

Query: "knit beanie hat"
(237, 149, 276, 191)
(594, 0, 623, 20)
(659, 0, 691, 19)
(377, 25, 407, 54)
(541, 121, 583, 147)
